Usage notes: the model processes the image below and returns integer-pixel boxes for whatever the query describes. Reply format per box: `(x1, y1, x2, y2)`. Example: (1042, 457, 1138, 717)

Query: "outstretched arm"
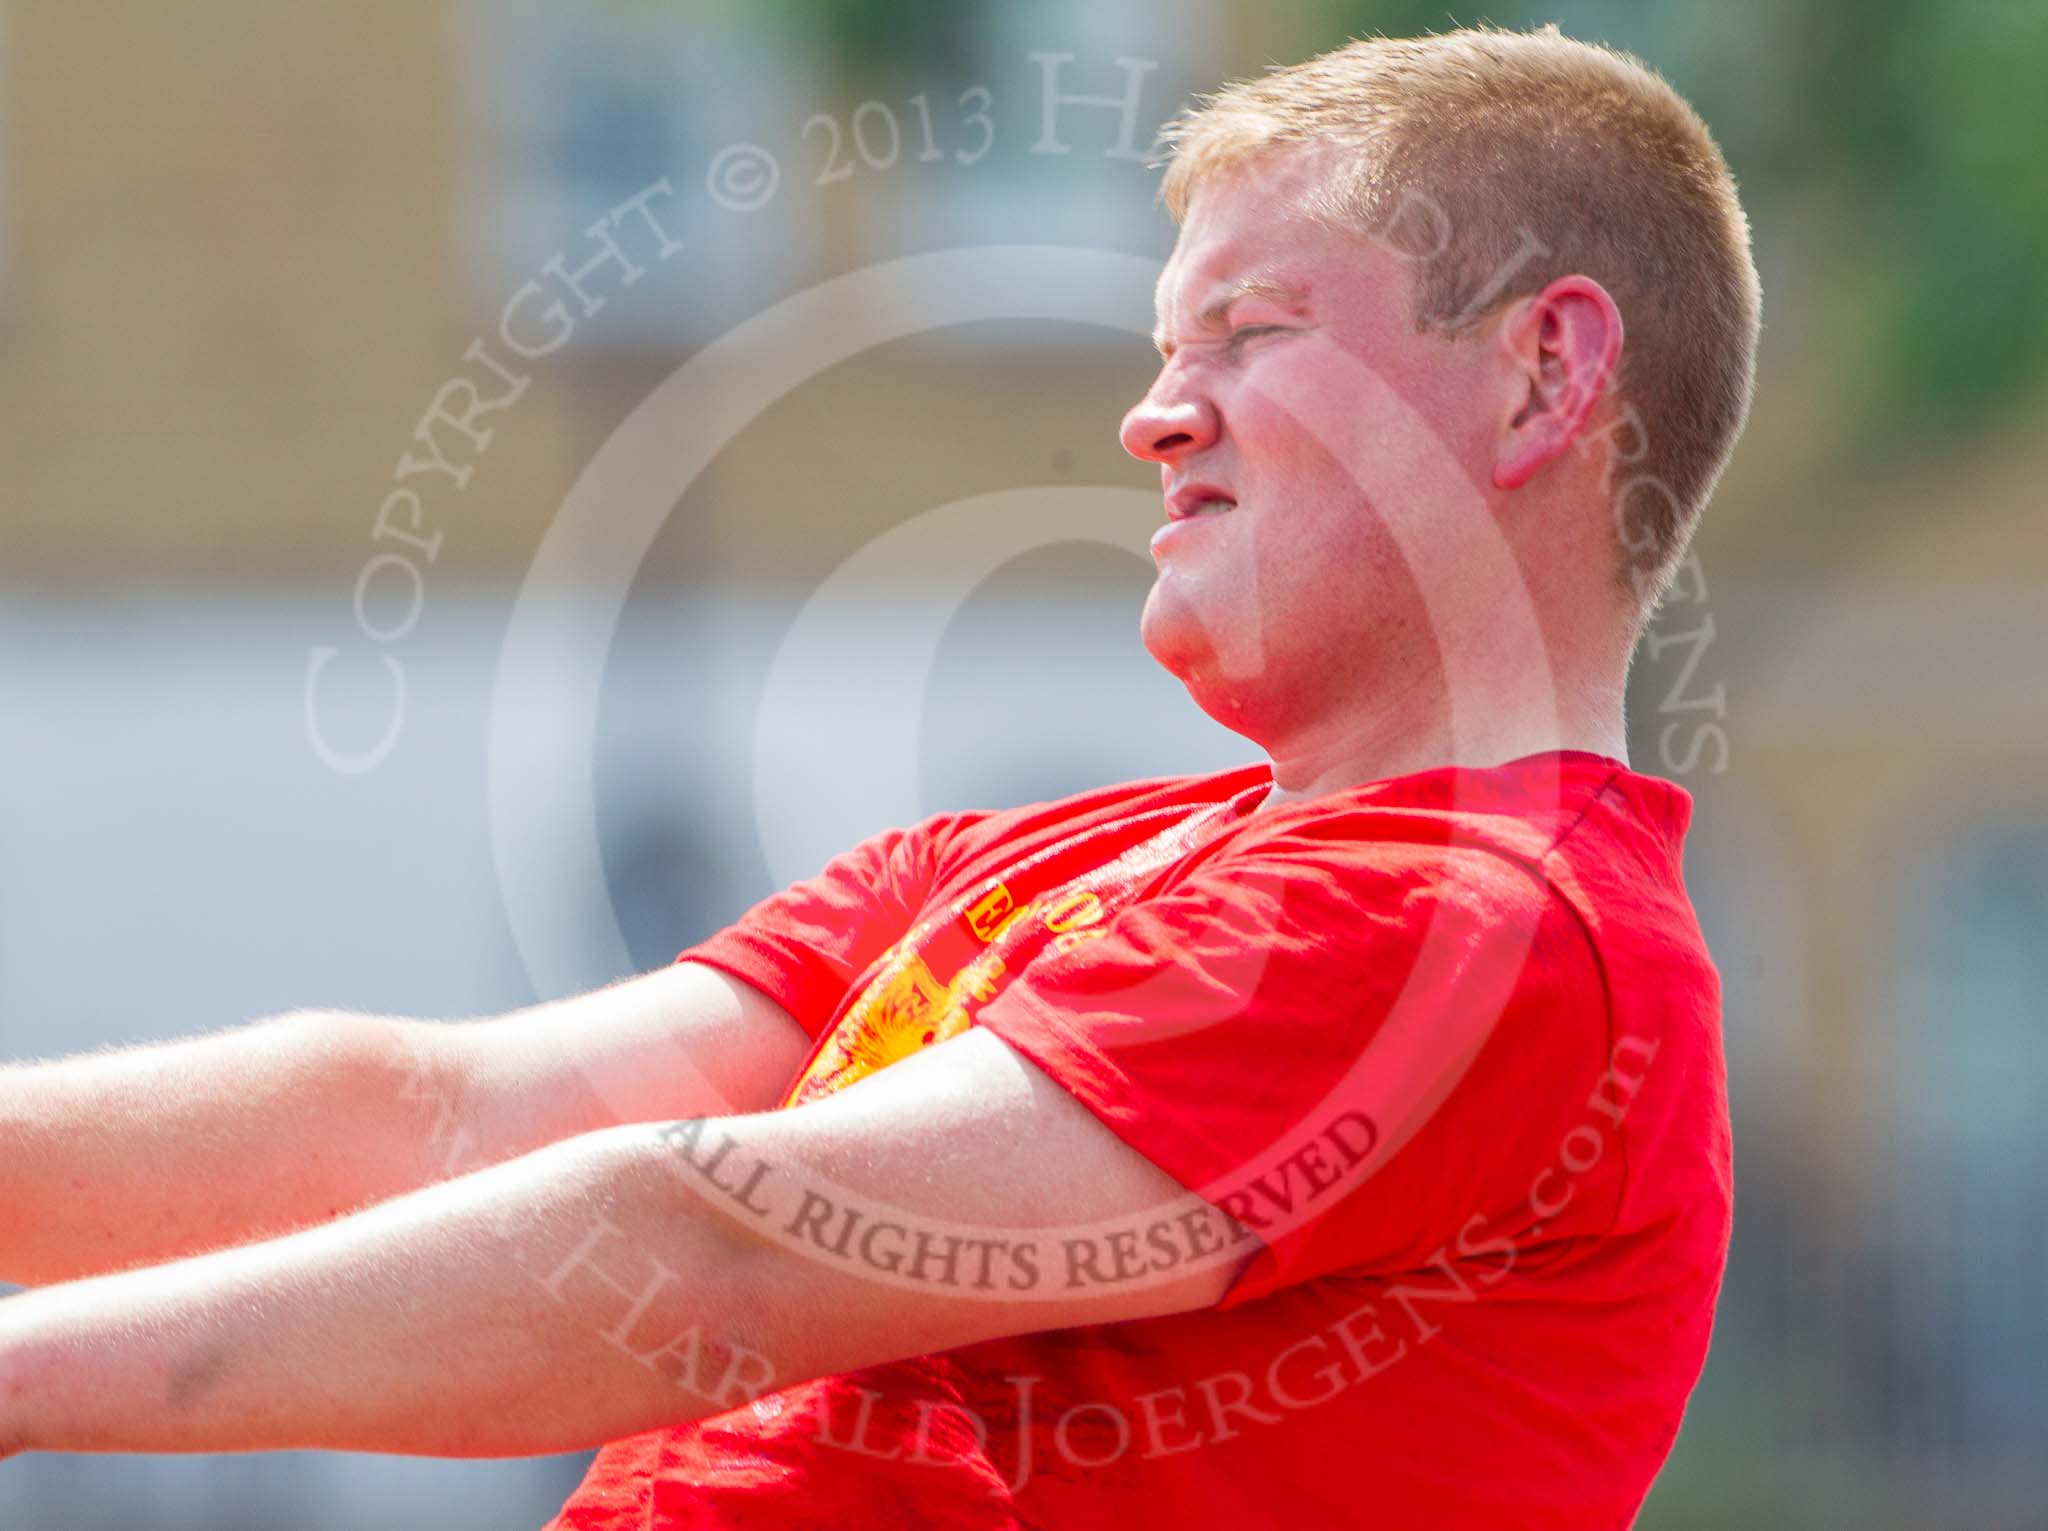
(0, 962, 811, 1287)
(0, 1028, 1247, 1459)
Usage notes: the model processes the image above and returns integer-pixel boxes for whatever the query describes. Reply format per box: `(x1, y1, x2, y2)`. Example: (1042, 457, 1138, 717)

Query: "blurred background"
(2, 1, 2044, 1526)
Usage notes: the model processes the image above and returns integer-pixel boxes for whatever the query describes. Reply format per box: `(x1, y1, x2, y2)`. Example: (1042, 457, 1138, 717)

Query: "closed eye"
(1225, 325, 1285, 356)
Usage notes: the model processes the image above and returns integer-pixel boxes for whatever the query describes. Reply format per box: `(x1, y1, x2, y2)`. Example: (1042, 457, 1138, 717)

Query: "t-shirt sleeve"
(973, 829, 1615, 1307)
(678, 810, 992, 1040)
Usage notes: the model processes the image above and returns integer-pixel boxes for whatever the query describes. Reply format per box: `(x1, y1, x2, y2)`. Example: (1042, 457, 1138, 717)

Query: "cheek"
(1248, 465, 1414, 617)
(1256, 335, 1479, 490)
(1251, 517, 1391, 627)
(1234, 359, 1399, 512)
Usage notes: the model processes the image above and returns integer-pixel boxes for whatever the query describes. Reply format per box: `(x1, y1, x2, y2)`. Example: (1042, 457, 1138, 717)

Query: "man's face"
(1124, 152, 1500, 744)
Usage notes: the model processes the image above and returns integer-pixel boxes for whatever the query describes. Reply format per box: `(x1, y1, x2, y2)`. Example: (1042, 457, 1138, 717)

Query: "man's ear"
(1491, 276, 1624, 492)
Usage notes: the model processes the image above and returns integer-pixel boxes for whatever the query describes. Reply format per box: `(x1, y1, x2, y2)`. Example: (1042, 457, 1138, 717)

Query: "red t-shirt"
(549, 752, 1731, 1529)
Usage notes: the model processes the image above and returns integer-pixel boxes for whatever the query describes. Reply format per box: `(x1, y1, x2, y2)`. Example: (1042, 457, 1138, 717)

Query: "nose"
(1119, 369, 1220, 464)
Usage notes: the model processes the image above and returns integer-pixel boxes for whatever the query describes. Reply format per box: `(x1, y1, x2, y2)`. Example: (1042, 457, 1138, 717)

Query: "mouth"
(1151, 492, 1238, 557)
(1165, 486, 1239, 521)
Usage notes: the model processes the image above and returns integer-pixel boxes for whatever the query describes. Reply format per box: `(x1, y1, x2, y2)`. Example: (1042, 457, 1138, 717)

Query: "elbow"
(270, 1008, 429, 1120)
(268, 1007, 473, 1187)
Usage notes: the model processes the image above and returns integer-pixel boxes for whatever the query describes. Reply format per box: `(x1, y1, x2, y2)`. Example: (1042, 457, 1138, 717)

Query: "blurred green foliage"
(1277, 0, 2048, 451)
(765, 0, 980, 81)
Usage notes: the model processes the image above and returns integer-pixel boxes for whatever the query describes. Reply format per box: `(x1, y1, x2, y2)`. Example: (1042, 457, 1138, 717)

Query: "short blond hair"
(1160, 25, 1762, 605)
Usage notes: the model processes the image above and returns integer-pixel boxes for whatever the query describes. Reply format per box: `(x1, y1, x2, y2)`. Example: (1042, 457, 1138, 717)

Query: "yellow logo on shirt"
(966, 883, 1018, 942)
(789, 942, 983, 1102)
(1042, 889, 1104, 933)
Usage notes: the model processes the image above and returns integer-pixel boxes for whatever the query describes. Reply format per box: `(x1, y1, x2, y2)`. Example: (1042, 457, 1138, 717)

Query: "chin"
(1140, 599, 1259, 735)
(1139, 587, 1208, 679)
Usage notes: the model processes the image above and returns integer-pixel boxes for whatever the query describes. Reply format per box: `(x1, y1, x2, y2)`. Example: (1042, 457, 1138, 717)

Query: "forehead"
(1153, 155, 1399, 325)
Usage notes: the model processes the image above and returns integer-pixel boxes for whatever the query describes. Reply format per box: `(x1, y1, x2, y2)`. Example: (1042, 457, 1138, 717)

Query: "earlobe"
(1493, 415, 1565, 491)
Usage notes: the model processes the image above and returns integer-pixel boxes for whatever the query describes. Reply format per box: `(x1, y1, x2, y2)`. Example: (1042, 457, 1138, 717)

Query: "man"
(0, 24, 1758, 1529)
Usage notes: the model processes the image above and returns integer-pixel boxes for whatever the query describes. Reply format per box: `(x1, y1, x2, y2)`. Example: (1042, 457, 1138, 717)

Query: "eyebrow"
(1153, 276, 1310, 356)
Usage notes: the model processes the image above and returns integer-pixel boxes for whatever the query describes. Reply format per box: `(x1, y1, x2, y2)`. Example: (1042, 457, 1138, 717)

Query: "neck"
(1253, 639, 1633, 812)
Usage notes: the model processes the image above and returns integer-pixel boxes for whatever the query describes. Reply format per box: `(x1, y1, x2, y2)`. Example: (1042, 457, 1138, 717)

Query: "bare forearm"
(0, 966, 816, 1290)
(0, 1013, 448, 1286)
(0, 1124, 768, 1458)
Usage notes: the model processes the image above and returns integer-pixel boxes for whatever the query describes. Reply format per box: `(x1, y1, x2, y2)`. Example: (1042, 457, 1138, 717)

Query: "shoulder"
(1187, 800, 1570, 934)
(1192, 753, 1695, 948)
